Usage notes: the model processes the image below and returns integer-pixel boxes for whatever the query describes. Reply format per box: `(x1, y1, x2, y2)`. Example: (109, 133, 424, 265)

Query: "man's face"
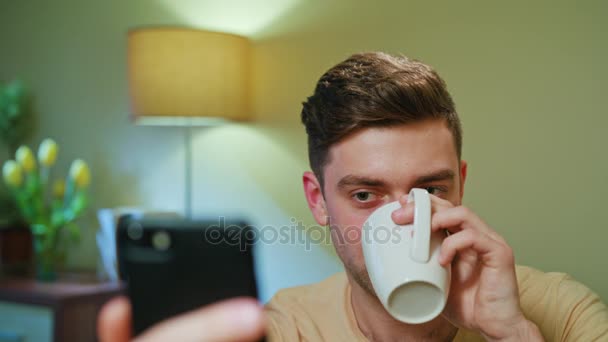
(303, 118, 467, 294)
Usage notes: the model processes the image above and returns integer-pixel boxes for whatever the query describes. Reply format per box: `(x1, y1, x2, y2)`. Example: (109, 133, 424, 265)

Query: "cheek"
(326, 190, 393, 263)
(326, 192, 378, 229)
(327, 202, 374, 261)
(446, 190, 461, 206)
(327, 201, 369, 239)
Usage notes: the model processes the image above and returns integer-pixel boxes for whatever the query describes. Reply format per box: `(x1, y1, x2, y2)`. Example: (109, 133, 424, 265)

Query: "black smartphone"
(116, 215, 259, 336)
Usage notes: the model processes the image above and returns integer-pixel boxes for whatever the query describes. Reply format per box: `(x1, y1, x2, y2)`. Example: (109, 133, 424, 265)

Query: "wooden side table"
(0, 274, 124, 342)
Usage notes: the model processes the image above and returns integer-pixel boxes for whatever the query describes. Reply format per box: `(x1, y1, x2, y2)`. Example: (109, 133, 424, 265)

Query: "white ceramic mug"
(361, 188, 450, 324)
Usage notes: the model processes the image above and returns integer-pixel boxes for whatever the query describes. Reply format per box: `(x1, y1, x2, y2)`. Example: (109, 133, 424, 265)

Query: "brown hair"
(301, 52, 462, 187)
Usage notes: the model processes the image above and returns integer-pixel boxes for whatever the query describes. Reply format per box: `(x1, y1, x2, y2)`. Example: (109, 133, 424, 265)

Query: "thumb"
(98, 296, 132, 342)
(135, 297, 265, 342)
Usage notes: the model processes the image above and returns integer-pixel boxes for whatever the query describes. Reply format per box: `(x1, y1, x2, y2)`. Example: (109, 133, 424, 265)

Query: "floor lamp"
(127, 27, 251, 218)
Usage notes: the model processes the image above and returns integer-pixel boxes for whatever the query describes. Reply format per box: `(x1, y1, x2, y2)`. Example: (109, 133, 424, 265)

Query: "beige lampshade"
(127, 27, 251, 125)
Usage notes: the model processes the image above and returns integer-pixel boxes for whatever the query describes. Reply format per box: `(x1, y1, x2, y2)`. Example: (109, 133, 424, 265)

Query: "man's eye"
(424, 186, 445, 195)
(353, 192, 375, 202)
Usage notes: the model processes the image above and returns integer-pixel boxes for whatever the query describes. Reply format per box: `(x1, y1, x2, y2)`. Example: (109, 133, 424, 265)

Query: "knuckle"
(494, 234, 507, 244)
(447, 229, 475, 245)
(440, 197, 455, 207)
(463, 229, 478, 243)
(457, 206, 472, 217)
(449, 206, 470, 220)
(499, 244, 515, 262)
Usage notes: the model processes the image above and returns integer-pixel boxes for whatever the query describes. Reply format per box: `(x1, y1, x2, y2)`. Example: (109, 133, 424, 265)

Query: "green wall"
(0, 0, 606, 301)
(251, 0, 608, 300)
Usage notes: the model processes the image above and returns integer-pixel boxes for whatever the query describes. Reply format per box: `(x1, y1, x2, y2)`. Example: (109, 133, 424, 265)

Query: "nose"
(391, 189, 411, 203)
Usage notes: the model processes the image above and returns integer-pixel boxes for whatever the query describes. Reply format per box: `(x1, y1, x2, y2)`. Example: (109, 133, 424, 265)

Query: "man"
(264, 52, 608, 341)
(98, 52, 608, 341)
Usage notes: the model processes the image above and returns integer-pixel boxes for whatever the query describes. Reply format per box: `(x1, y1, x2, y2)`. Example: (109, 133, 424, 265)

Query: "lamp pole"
(184, 125, 193, 219)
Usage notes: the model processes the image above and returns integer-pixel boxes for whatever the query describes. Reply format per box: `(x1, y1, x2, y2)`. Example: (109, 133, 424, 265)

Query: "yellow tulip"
(38, 138, 59, 167)
(53, 179, 66, 198)
(2, 160, 23, 188)
(69, 159, 91, 188)
(16, 146, 36, 172)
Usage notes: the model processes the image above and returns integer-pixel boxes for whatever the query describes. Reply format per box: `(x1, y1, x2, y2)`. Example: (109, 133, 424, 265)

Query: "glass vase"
(31, 225, 66, 282)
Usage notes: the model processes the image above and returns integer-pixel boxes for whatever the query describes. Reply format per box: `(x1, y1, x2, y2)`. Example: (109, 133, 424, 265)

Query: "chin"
(345, 260, 376, 297)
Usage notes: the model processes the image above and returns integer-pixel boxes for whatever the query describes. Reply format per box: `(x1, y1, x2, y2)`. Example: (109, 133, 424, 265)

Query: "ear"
(302, 171, 329, 226)
(459, 160, 468, 201)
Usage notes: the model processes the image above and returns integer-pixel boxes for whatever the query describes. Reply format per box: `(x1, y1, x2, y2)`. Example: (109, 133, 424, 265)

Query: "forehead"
(323, 119, 459, 185)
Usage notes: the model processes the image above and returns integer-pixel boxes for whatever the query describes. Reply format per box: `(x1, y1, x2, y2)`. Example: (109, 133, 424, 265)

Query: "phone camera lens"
(152, 231, 171, 251)
(127, 222, 144, 240)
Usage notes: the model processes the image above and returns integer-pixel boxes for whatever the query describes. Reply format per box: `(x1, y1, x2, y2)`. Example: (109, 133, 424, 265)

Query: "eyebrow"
(336, 169, 456, 191)
(414, 169, 456, 184)
(337, 175, 388, 190)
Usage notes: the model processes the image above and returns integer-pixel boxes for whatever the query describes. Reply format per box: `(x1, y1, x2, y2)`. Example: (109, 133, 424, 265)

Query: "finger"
(392, 194, 453, 225)
(398, 193, 454, 208)
(392, 201, 414, 224)
(431, 206, 493, 236)
(98, 296, 132, 342)
(439, 229, 513, 268)
(429, 194, 456, 210)
(134, 297, 265, 342)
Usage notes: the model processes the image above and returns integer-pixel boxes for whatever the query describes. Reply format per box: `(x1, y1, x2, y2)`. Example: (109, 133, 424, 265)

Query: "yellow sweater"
(265, 265, 608, 341)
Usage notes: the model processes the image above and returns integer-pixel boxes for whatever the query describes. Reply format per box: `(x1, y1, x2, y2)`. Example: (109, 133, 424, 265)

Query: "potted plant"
(2, 139, 91, 281)
(0, 79, 33, 275)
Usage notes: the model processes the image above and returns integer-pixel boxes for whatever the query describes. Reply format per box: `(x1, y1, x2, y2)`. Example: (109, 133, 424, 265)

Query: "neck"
(348, 273, 458, 341)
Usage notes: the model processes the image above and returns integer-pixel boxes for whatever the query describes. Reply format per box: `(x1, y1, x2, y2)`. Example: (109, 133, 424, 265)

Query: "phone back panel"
(117, 216, 258, 335)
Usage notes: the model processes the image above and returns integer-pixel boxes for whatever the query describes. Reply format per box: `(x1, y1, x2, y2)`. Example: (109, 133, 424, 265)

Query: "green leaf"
(7, 104, 19, 118)
(50, 209, 65, 229)
(51, 199, 62, 213)
(63, 177, 75, 205)
(25, 173, 38, 196)
(62, 208, 75, 222)
(4, 80, 25, 100)
(70, 191, 88, 216)
(31, 224, 47, 236)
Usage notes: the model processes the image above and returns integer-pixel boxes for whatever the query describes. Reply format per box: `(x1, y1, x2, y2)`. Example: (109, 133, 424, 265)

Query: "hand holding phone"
(115, 216, 261, 337)
(98, 296, 265, 342)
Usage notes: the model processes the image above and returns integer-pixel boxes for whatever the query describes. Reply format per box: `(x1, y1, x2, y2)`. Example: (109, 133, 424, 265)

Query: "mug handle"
(409, 188, 431, 263)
